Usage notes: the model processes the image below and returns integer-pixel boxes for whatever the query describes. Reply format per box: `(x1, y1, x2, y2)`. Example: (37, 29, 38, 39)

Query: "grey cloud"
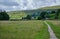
(0, 0, 60, 11)
(0, 0, 19, 6)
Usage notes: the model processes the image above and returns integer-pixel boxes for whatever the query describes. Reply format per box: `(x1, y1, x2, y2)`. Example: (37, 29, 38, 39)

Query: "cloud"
(0, 2, 19, 6)
(0, 0, 19, 6)
(0, 0, 60, 11)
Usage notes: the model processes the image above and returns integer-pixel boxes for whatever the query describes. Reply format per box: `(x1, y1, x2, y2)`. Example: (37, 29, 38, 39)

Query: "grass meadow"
(0, 20, 49, 39)
(7, 12, 27, 19)
(47, 20, 60, 39)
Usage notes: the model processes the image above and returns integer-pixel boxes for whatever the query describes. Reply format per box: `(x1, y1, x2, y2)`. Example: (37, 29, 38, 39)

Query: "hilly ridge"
(40, 5, 60, 9)
(7, 5, 60, 20)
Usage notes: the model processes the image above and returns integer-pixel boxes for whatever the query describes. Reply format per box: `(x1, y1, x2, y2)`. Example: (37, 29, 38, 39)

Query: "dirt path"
(44, 21, 58, 39)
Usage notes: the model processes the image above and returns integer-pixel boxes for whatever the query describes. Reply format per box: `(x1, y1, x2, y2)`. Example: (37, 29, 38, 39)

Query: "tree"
(51, 11, 56, 14)
(37, 16, 41, 20)
(26, 15, 31, 20)
(40, 11, 46, 19)
(0, 10, 9, 20)
(55, 9, 60, 19)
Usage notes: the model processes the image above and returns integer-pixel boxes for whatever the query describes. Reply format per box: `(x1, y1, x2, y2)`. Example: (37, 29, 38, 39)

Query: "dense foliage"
(0, 10, 9, 20)
(8, 9, 60, 20)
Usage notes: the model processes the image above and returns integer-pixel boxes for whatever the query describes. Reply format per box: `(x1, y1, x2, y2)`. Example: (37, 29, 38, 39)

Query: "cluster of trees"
(22, 15, 31, 20)
(22, 9, 60, 20)
(37, 11, 46, 20)
(0, 10, 9, 20)
(38, 9, 60, 20)
(55, 9, 60, 19)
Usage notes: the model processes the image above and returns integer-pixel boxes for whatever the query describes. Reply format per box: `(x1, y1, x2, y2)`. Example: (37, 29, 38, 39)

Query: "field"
(1, 5, 60, 39)
(0, 20, 49, 39)
(47, 20, 60, 39)
(7, 12, 27, 19)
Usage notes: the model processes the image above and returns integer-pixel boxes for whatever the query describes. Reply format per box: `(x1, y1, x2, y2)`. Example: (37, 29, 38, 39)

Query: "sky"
(0, 0, 60, 11)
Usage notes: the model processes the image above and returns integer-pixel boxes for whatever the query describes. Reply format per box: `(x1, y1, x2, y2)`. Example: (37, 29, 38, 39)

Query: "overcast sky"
(0, 0, 60, 11)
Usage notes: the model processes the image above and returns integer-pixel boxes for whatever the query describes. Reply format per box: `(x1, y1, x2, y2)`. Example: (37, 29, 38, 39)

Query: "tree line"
(22, 9, 60, 20)
(0, 9, 60, 20)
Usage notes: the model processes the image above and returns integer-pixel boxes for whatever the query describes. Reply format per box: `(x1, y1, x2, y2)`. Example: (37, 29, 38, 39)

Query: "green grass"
(0, 20, 49, 39)
(7, 12, 27, 19)
(47, 20, 60, 39)
(40, 5, 60, 9)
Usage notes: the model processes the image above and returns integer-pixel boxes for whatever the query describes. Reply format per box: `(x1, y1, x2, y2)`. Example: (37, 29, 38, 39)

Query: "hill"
(40, 5, 60, 9)
(40, 5, 60, 19)
(7, 5, 60, 20)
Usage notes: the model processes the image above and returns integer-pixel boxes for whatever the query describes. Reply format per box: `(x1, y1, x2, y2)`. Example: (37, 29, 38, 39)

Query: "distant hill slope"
(40, 5, 60, 9)
(40, 5, 60, 19)
(7, 5, 60, 20)
(7, 11, 27, 19)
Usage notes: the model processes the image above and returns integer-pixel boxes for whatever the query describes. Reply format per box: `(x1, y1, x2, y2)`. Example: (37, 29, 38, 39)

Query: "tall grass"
(0, 20, 49, 39)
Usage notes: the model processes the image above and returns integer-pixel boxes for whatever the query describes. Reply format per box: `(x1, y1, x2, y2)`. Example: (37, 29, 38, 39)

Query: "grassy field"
(47, 20, 60, 39)
(7, 12, 27, 19)
(0, 20, 49, 39)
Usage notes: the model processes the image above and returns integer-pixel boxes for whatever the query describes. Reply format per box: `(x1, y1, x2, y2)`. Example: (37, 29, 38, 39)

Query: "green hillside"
(7, 10, 41, 19)
(40, 5, 60, 19)
(7, 5, 60, 20)
(40, 5, 60, 9)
